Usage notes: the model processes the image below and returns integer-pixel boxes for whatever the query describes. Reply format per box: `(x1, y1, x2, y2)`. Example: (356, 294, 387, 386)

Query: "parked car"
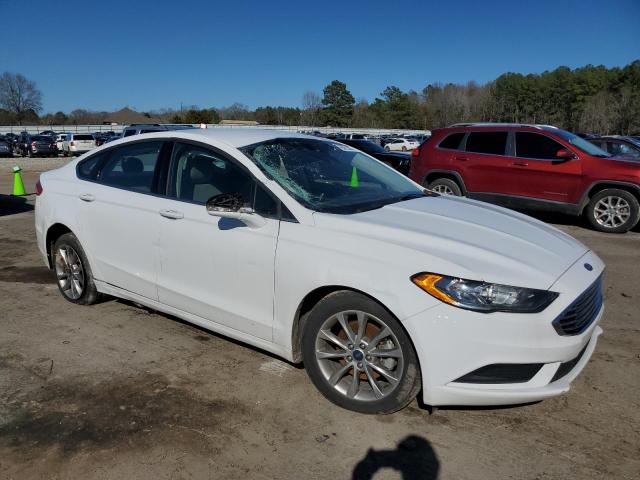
(35, 129, 604, 413)
(410, 123, 640, 233)
(121, 123, 194, 137)
(588, 136, 640, 160)
(0, 137, 13, 157)
(15, 134, 58, 157)
(336, 138, 411, 175)
(384, 138, 419, 152)
(55, 134, 67, 153)
(39, 130, 58, 137)
(62, 133, 96, 156)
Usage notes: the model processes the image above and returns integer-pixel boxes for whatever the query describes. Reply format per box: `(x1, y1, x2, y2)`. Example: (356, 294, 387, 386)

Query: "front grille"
(550, 343, 588, 383)
(552, 276, 603, 336)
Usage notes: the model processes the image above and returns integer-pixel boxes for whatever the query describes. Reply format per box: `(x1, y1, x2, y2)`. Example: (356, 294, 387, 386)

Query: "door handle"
(79, 193, 95, 202)
(512, 162, 529, 167)
(159, 209, 184, 220)
(454, 156, 469, 161)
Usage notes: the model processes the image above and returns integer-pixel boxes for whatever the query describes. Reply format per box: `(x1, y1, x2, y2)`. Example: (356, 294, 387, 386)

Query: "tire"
(586, 189, 640, 233)
(384, 146, 390, 152)
(302, 291, 421, 414)
(401, 146, 407, 152)
(428, 177, 462, 196)
(52, 233, 101, 305)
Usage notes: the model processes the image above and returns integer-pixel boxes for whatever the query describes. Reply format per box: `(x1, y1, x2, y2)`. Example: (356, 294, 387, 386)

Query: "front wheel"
(302, 291, 421, 414)
(53, 233, 101, 304)
(586, 189, 640, 233)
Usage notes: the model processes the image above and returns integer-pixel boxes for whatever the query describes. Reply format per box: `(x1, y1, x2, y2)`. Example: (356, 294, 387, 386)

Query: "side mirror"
(556, 149, 575, 160)
(206, 193, 265, 228)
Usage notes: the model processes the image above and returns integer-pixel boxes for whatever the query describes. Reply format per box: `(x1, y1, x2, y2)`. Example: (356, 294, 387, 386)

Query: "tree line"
(1, 60, 638, 134)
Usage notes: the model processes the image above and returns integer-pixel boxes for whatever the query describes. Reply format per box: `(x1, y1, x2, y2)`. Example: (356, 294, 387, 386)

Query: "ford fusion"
(35, 129, 604, 414)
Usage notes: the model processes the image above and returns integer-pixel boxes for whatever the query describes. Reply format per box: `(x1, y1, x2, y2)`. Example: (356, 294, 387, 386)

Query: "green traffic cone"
(350, 166, 359, 187)
(12, 166, 26, 196)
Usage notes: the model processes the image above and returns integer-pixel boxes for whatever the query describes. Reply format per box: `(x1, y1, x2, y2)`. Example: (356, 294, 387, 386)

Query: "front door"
(156, 141, 280, 340)
(509, 131, 583, 203)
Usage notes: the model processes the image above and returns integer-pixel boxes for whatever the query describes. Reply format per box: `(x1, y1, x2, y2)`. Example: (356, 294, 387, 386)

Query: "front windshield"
(241, 138, 426, 214)
(553, 129, 611, 157)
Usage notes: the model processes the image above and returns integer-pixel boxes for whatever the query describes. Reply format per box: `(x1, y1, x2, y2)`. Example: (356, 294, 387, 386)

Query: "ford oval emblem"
(584, 263, 593, 271)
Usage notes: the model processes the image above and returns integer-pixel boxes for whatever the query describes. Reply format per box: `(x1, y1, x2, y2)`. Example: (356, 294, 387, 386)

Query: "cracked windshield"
(241, 138, 425, 214)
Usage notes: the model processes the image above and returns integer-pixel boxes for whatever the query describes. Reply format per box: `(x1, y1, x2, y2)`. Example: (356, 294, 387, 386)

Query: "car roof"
(154, 128, 311, 148)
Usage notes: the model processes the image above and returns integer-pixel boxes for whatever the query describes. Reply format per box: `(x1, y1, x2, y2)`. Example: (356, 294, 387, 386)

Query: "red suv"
(410, 123, 640, 233)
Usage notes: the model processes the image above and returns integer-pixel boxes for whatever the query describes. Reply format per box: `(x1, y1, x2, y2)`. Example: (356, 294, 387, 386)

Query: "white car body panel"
(35, 128, 605, 407)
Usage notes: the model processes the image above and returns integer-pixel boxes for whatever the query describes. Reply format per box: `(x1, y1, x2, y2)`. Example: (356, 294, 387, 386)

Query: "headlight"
(411, 273, 558, 313)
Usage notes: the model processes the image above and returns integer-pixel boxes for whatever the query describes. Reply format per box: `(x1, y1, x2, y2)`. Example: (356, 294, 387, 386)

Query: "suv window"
(123, 130, 137, 137)
(168, 143, 278, 217)
(98, 141, 163, 193)
(438, 132, 465, 150)
(515, 132, 566, 159)
(465, 132, 508, 155)
(73, 134, 94, 141)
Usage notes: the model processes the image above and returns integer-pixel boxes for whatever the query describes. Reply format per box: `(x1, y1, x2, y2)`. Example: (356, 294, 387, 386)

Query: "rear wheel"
(586, 189, 640, 233)
(302, 291, 421, 414)
(53, 233, 101, 304)
(428, 177, 462, 196)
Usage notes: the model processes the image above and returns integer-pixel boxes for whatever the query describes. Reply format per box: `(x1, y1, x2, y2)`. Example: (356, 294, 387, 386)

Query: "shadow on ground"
(352, 435, 439, 479)
(0, 194, 33, 217)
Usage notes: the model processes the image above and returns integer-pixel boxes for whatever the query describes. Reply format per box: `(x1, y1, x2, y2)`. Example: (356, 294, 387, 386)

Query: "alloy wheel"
(431, 184, 455, 195)
(593, 196, 631, 229)
(314, 310, 404, 402)
(54, 245, 85, 300)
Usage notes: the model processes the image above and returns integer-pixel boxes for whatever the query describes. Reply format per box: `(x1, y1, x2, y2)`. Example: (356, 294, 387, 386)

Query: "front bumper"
(402, 250, 605, 406)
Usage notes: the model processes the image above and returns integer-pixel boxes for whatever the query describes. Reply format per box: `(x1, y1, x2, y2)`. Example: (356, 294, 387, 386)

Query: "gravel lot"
(0, 165, 638, 480)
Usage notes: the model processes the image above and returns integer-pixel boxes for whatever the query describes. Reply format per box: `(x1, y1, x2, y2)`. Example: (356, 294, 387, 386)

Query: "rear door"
(76, 140, 169, 300)
(509, 131, 583, 202)
(460, 130, 517, 194)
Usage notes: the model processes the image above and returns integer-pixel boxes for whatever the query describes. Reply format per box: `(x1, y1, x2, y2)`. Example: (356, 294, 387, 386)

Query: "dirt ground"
(0, 162, 638, 480)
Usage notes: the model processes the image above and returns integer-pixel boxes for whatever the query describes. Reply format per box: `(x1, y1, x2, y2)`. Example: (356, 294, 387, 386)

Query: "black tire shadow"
(352, 435, 440, 480)
(0, 194, 34, 217)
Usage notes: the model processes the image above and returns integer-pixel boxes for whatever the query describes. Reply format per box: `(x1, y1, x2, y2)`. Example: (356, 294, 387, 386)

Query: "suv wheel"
(428, 178, 462, 196)
(302, 291, 421, 414)
(586, 189, 640, 233)
(53, 233, 101, 304)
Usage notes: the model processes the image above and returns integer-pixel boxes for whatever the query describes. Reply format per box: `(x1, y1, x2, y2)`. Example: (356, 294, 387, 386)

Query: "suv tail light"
(31, 141, 37, 146)
(411, 147, 420, 158)
(35, 179, 43, 196)
(70, 141, 75, 146)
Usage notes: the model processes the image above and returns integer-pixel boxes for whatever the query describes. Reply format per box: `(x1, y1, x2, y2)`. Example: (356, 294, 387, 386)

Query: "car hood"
(313, 196, 588, 290)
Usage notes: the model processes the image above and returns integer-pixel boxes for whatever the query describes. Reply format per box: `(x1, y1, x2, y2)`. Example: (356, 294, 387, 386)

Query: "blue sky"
(1, 0, 638, 113)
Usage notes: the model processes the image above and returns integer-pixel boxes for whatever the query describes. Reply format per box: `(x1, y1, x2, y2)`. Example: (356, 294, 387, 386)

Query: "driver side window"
(168, 142, 279, 217)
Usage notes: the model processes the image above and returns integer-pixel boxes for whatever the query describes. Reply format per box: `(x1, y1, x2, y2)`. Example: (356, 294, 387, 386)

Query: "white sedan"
(385, 138, 419, 152)
(35, 129, 604, 413)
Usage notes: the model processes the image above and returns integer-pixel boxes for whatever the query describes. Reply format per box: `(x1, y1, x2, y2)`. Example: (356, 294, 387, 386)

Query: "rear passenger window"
(515, 132, 566, 159)
(77, 151, 108, 180)
(98, 141, 163, 193)
(438, 133, 465, 150)
(465, 132, 508, 155)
